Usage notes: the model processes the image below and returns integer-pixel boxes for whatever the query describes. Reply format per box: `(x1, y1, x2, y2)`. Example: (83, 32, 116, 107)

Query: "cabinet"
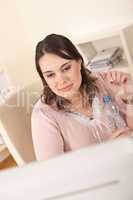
(74, 22, 133, 74)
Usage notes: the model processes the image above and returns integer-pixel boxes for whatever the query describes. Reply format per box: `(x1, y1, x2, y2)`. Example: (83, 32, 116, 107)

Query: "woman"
(32, 34, 133, 161)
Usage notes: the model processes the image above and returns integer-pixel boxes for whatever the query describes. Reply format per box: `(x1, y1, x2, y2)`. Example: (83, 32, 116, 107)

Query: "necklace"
(68, 106, 93, 120)
(74, 110, 93, 120)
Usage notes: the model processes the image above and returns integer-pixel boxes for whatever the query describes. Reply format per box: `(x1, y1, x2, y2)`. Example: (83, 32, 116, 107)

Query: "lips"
(58, 83, 73, 92)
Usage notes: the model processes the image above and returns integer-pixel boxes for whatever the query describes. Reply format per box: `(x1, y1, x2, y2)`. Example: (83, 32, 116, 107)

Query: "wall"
(0, 0, 133, 86)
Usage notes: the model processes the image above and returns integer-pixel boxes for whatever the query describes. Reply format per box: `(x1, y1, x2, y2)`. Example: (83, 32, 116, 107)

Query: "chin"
(55, 84, 80, 99)
(59, 92, 73, 99)
(61, 90, 79, 100)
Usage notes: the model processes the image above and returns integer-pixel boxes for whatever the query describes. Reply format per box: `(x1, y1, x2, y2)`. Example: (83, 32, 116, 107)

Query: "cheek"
(43, 77, 55, 91)
(72, 69, 82, 82)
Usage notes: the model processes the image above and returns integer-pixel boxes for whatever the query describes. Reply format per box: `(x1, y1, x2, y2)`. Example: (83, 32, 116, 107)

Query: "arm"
(31, 109, 64, 161)
(99, 71, 133, 130)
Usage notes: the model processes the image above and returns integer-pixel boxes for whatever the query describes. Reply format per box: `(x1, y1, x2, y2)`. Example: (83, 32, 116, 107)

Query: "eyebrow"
(42, 61, 71, 74)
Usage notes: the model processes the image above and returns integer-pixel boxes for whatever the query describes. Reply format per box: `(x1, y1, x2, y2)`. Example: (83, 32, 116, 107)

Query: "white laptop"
(0, 136, 133, 200)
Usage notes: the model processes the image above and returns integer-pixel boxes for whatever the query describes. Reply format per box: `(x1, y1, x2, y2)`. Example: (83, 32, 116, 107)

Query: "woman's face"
(39, 53, 82, 99)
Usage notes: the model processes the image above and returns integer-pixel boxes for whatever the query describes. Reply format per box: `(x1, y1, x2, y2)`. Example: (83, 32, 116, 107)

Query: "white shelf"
(74, 22, 133, 44)
(76, 23, 133, 74)
(88, 59, 129, 73)
(110, 59, 130, 73)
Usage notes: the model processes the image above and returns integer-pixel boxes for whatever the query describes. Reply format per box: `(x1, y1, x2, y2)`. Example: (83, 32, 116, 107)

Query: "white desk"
(0, 137, 133, 200)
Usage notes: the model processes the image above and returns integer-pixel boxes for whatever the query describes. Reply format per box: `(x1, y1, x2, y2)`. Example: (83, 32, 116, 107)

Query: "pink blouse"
(31, 73, 128, 161)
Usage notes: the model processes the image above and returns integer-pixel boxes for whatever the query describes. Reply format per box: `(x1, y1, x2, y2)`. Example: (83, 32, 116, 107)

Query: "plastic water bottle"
(103, 95, 126, 132)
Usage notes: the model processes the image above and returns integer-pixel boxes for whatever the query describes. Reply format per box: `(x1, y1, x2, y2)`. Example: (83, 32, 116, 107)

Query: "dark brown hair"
(35, 34, 98, 111)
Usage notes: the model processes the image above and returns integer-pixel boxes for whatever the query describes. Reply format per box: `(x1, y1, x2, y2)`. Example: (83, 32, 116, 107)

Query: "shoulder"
(31, 98, 58, 123)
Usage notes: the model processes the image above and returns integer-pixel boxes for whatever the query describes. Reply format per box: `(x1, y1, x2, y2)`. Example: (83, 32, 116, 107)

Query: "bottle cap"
(103, 95, 111, 103)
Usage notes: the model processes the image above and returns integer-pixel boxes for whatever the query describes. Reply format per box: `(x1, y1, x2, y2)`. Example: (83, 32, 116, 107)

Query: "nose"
(55, 73, 68, 87)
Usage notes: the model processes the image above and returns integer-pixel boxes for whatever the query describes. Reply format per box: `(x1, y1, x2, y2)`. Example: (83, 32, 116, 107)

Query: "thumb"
(111, 127, 130, 138)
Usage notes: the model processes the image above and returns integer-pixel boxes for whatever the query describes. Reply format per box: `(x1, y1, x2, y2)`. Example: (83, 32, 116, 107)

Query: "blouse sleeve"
(31, 108, 64, 161)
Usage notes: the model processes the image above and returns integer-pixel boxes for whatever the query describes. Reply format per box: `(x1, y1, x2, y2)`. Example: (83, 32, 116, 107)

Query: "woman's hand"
(100, 70, 130, 84)
(110, 127, 130, 139)
(99, 71, 131, 94)
(99, 71, 133, 131)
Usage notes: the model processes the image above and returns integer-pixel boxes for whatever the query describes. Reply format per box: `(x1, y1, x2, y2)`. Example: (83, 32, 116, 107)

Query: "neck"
(69, 90, 89, 112)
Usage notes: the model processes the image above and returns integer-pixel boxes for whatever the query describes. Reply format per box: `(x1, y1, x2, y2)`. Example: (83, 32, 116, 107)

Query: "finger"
(111, 71, 117, 83)
(110, 71, 130, 84)
(121, 127, 130, 132)
(114, 71, 122, 84)
(111, 127, 130, 138)
(115, 71, 128, 85)
(106, 72, 114, 83)
(120, 73, 130, 84)
(108, 71, 118, 84)
(99, 72, 107, 80)
(116, 71, 121, 84)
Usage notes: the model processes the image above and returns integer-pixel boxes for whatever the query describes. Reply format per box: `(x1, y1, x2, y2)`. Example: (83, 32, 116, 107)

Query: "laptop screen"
(0, 136, 133, 200)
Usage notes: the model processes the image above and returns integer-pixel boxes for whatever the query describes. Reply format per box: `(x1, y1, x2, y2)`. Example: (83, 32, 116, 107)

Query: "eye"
(62, 65, 71, 72)
(46, 73, 55, 78)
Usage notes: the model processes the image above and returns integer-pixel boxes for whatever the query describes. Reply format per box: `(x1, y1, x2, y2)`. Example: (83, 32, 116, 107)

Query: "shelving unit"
(0, 70, 15, 164)
(0, 144, 9, 163)
(75, 22, 133, 74)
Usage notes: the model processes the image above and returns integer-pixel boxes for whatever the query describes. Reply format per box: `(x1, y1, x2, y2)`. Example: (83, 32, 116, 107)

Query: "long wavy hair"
(35, 34, 98, 111)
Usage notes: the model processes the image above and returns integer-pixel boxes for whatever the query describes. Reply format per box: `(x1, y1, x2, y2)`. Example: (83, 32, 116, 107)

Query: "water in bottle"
(103, 95, 126, 132)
